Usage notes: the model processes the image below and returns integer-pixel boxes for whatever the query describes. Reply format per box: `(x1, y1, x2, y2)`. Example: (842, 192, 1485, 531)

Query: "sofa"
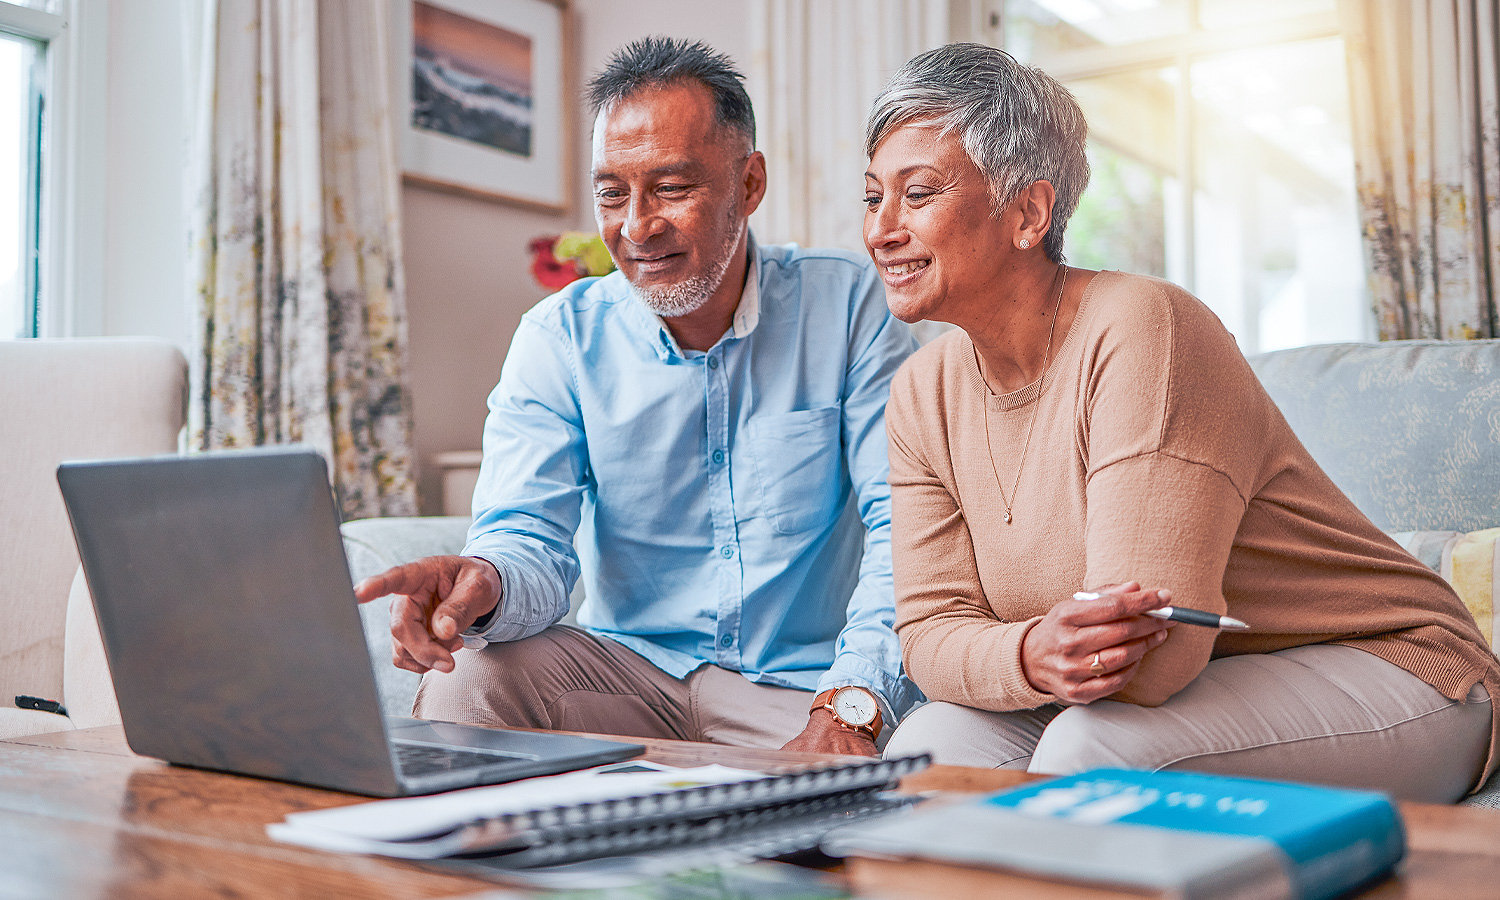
(24, 338, 1498, 800)
(343, 339, 1500, 805)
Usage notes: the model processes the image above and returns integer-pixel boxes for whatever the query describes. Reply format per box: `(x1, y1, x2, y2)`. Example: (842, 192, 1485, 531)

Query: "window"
(0, 27, 41, 339)
(1005, 0, 1368, 354)
(0, 0, 64, 340)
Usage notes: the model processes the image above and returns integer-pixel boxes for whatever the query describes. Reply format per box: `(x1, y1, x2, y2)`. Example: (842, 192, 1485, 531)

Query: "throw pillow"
(1388, 528, 1500, 650)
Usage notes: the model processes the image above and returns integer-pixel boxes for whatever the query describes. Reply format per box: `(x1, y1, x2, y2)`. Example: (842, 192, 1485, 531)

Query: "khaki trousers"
(412, 625, 813, 749)
(884, 644, 1492, 803)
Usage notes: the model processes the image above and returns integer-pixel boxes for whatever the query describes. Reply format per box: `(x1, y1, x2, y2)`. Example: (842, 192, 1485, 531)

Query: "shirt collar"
(730, 234, 761, 339)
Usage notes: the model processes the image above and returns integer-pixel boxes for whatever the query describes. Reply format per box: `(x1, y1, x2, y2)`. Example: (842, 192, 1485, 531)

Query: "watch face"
(832, 687, 877, 726)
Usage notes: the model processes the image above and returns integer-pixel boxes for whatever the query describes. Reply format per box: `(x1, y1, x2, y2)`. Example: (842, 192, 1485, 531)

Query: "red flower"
(529, 235, 582, 290)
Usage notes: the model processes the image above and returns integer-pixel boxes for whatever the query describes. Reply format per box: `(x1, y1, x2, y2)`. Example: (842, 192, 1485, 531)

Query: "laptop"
(57, 446, 643, 797)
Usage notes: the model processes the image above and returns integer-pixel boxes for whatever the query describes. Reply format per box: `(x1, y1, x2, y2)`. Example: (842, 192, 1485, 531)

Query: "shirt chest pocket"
(745, 406, 844, 536)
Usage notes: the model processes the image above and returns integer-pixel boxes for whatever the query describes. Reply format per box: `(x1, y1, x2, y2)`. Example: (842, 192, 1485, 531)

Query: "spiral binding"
(505, 789, 918, 868)
(444, 753, 932, 864)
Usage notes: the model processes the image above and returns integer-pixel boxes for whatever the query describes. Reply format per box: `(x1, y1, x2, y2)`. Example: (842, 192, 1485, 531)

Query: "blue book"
(825, 769, 1405, 900)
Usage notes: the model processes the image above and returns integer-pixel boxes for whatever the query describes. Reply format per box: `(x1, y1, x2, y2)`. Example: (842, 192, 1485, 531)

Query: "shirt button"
(707, 357, 719, 369)
(712, 450, 724, 464)
(720, 546, 734, 559)
(720, 634, 734, 647)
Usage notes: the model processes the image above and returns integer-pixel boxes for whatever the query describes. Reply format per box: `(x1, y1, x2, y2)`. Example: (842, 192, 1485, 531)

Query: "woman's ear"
(1013, 179, 1057, 250)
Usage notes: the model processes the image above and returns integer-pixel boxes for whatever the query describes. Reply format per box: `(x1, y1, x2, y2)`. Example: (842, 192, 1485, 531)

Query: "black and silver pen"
(1073, 592, 1250, 631)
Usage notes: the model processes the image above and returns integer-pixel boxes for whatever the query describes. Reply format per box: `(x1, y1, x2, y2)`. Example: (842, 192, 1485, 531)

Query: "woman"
(868, 43, 1498, 802)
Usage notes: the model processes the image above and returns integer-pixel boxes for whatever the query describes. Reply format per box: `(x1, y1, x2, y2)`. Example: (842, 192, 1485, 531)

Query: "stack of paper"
(269, 761, 761, 858)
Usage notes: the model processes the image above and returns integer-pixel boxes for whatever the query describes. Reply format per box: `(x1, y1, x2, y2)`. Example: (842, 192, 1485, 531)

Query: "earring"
(1018, 239, 1031, 249)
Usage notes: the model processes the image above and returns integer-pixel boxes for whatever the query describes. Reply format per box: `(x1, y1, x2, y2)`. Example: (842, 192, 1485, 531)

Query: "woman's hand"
(1020, 582, 1173, 704)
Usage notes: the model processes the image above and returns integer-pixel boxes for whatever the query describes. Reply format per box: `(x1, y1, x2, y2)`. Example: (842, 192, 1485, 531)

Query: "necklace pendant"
(1003, 511, 1012, 524)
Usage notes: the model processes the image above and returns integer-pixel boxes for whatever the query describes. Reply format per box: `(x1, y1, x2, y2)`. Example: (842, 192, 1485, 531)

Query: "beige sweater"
(887, 271, 1500, 780)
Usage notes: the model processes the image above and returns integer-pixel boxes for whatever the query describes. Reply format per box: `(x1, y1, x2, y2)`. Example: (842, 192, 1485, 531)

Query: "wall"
(92, 0, 190, 348)
(401, 188, 557, 514)
(402, 0, 751, 513)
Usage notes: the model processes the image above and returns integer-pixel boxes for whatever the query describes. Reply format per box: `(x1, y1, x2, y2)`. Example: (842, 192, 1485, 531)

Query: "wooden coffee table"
(1, 726, 1496, 898)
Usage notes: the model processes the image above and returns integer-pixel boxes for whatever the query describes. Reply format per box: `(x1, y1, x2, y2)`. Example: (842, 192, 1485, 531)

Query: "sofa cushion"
(0, 708, 75, 741)
(1248, 340, 1500, 533)
(63, 567, 121, 729)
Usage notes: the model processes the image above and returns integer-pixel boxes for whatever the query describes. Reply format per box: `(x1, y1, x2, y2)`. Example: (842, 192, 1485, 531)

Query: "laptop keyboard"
(393, 740, 526, 777)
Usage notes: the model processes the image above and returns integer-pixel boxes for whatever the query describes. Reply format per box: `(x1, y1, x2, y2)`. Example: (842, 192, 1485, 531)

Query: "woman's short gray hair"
(866, 43, 1089, 262)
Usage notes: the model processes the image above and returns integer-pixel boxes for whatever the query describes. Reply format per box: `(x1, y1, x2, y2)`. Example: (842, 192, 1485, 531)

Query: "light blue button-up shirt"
(464, 240, 921, 719)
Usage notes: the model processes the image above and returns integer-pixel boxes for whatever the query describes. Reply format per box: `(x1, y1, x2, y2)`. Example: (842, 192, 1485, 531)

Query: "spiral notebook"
(270, 755, 930, 870)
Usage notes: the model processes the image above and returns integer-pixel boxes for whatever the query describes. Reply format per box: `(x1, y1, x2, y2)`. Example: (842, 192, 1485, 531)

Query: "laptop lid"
(59, 447, 405, 796)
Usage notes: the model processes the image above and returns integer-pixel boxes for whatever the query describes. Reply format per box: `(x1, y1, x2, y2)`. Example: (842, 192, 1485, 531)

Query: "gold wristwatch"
(812, 686, 883, 740)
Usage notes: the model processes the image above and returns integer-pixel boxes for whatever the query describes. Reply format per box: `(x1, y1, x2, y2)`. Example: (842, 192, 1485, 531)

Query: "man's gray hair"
(866, 43, 1089, 262)
(588, 36, 755, 150)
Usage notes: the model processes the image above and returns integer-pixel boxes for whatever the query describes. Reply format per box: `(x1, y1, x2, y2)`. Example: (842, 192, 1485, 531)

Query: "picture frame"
(390, 0, 569, 212)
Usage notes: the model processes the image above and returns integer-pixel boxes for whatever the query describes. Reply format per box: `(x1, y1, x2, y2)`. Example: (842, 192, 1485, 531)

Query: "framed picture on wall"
(391, 0, 569, 212)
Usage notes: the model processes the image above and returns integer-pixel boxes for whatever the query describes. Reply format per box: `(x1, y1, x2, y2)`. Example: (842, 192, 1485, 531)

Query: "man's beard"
(629, 215, 746, 318)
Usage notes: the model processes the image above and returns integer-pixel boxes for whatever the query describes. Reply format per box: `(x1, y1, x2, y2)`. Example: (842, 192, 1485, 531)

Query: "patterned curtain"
(1340, 0, 1500, 340)
(188, 0, 417, 518)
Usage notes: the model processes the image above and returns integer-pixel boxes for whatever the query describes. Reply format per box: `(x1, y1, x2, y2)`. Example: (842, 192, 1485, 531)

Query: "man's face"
(591, 81, 758, 317)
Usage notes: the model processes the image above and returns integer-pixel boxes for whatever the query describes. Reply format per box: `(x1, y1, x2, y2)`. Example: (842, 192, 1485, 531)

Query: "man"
(355, 37, 918, 755)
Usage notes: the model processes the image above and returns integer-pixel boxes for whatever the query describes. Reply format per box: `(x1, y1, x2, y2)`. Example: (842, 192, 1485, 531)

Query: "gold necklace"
(982, 264, 1068, 525)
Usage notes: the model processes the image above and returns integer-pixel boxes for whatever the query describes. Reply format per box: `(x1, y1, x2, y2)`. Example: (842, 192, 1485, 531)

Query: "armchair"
(0, 338, 187, 739)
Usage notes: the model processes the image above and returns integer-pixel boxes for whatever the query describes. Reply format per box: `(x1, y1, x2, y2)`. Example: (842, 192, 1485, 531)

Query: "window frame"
(0, 0, 103, 338)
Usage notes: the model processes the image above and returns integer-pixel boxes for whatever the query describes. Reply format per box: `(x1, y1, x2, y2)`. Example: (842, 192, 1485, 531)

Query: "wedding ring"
(1089, 652, 1105, 677)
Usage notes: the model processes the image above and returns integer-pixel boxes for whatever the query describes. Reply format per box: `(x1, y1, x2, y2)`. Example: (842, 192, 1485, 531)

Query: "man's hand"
(779, 709, 878, 757)
(353, 555, 502, 675)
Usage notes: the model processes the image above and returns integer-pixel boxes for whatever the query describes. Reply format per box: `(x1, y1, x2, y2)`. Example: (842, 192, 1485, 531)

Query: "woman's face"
(863, 125, 1013, 326)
